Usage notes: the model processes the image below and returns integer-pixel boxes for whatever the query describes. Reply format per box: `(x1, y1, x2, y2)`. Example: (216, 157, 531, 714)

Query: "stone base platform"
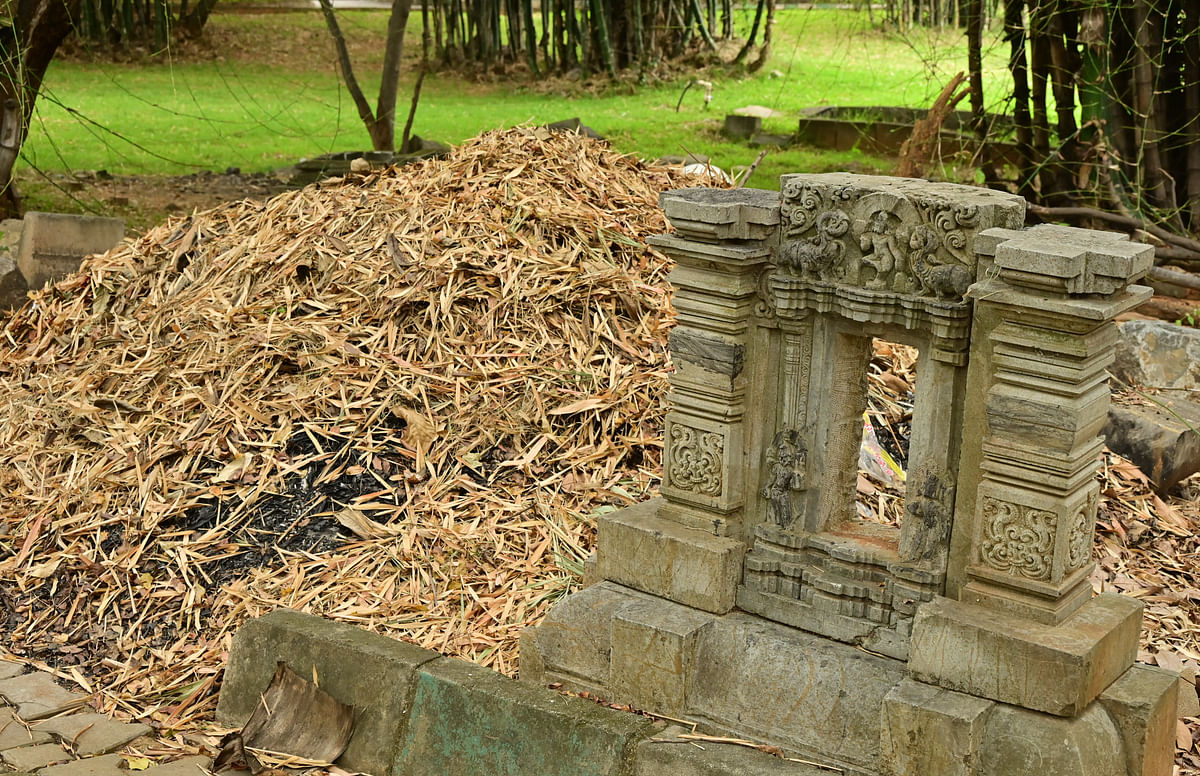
(520, 580, 1178, 776)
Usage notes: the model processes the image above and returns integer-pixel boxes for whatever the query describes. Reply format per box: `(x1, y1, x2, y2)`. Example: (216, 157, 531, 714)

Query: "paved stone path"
(0, 661, 211, 776)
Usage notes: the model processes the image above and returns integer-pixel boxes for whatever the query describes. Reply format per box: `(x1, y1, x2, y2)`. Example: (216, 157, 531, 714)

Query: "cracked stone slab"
(32, 713, 151, 756)
(38, 753, 126, 776)
(0, 674, 88, 721)
(0, 742, 69, 771)
(0, 708, 53, 751)
(0, 662, 26, 681)
(140, 755, 213, 776)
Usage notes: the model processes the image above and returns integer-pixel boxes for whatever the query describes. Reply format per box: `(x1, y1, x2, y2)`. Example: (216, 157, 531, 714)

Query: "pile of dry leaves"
(0, 128, 707, 728)
(0, 127, 1196, 770)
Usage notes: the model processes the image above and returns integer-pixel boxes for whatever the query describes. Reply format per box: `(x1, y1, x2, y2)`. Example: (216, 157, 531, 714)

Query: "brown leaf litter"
(0, 127, 1197, 771)
(0, 127, 704, 727)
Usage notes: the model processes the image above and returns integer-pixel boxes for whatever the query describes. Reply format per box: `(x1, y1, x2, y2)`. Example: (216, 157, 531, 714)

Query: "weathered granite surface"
(1105, 395, 1200, 492)
(1112, 319, 1200, 391)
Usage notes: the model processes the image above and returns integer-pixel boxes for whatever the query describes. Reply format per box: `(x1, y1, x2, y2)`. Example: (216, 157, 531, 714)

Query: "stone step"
(32, 713, 152, 757)
(1, 743, 71, 772)
(0, 675, 88, 721)
(0, 708, 53, 751)
(36, 753, 124, 776)
(137, 755, 212, 776)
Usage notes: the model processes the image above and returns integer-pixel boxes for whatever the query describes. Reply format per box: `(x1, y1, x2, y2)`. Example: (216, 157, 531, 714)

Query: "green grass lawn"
(22, 8, 1013, 191)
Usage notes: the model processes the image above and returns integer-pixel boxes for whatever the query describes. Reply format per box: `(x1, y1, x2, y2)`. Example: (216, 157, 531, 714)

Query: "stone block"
(992, 229, 1153, 295)
(1178, 675, 1199, 718)
(519, 581, 650, 692)
(978, 703, 1124, 776)
(0, 672, 88, 720)
(32, 712, 151, 756)
(140, 756, 213, 776)
(216, 608, 439, 776)
(16, 212, 124, 290)
(635, 725, 832, 776)
(596, 500, 745, 614)
(0, 709, 52, 750)
(880, 679, 993, 776)
(0, 661, 25, 680)
(581, 550, 600, 588)
(687, 612, 906, 771)
(1, 742, 68, 771)
(1105, 397, 1200, 492)
(908, 594, 1142, 717)
(610, 597, 715, 716)
(1112, 319, 1200, 391)
(38, 753, 125, 776)
(723, 114, 762, 140)
(1099, 664, 1178, 776)
(658, 188, 780, 243)
(0, 252, 27, 312)
(394, 657, 653, 776)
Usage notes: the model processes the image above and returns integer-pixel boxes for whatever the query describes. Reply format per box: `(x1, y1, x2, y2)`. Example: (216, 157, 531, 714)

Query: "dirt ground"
(17, 168, 296, 233)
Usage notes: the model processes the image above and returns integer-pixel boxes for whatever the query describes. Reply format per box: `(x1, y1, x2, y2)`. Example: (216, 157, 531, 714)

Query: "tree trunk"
(0, 0, 81, 219)
(1004, 0, 1034, 195)
(373, 0, 415, 151)
(748, 0, 775, 71)
(734, 0, 765, 65)
(1184, 1, 1200, 228)
(964, 0, 984, 139)
(180, 0, 219, 38)
(319, 0, 379, 145)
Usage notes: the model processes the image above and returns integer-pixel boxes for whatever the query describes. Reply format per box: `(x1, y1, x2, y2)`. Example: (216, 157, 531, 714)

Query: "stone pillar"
(908, 225, 1158, 728)
(648, 188, 779, 540)
(959, 225, 1153, 624)
(897, 226, 1177, 776)
(583, 188, 779, 617)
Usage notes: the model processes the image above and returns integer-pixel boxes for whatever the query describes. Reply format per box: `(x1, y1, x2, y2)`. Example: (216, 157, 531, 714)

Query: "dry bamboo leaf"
(331, 507, 401, 541)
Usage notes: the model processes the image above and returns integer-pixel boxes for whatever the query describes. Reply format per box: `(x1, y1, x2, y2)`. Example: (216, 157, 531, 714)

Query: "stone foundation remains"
(521, 174, 1177, 776)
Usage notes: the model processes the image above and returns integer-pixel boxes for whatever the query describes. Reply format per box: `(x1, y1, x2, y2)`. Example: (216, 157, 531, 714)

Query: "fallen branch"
(735, 149, 769, 188)
(1148, 265, 1200, 293)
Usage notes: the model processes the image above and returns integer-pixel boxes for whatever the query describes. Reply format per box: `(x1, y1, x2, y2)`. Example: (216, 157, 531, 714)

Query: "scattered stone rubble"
(1106, 320, 1200, 491)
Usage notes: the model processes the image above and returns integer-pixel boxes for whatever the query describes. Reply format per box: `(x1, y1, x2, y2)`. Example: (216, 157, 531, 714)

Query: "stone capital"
(658, 187, 780, 243)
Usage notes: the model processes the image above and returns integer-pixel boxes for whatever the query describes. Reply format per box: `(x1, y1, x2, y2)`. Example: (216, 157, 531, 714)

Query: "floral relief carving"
(668, 424, 724, 497)
(1066, 492, 1097, 571)
(979, 497, 1056, 580)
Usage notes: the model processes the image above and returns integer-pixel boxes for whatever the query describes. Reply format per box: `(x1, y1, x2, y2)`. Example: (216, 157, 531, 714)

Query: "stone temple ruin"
(522, 174, 1177, 776)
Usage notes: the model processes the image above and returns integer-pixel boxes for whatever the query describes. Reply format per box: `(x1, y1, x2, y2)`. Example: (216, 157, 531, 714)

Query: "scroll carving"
(979, 497, 1056, 580)
(668, 424, 724, 497)
(776, 181, 980, 301)
(1066, 492, 1097, 571)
